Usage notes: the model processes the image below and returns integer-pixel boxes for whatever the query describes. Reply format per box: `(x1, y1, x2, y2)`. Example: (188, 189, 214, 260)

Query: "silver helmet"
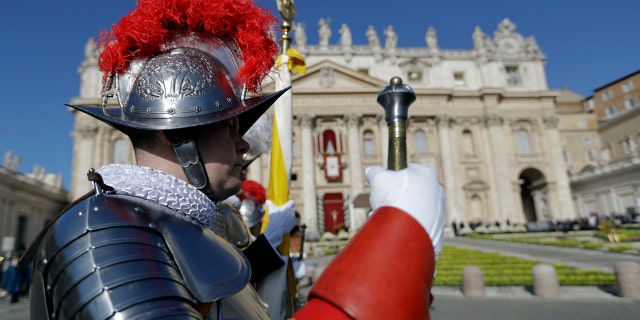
(70, 36, 287, 136)
(239, 198, 264, 229)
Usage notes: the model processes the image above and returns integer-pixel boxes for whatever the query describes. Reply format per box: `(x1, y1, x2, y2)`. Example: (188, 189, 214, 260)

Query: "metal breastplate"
(29, 191, 250, 320)
(212, 203, 252, 249)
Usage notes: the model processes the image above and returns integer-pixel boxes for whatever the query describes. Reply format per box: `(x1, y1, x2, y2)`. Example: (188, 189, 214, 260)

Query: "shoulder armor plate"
(30, 192, 250, 319)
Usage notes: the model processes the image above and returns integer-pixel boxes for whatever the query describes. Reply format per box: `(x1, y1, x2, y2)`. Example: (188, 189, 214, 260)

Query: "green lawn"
(434, 245, 616, 286)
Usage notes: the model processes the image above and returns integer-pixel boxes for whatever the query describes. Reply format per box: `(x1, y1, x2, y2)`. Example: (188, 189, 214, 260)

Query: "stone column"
(485, 114, 516, 222)
(0, 198, 7, 242)
(79, 39, 102, 99)
(377, 114, 388, 166)
(71, 123, 98, 199)
(543, 115, 576, 219)
(299, 114, 319, 236)
(478, 119, 497, 223)
(436, 115, 460, 223)
(346, 113, 364, 192)
(245, 157, 262, 182)
(345, 113, 366, 229)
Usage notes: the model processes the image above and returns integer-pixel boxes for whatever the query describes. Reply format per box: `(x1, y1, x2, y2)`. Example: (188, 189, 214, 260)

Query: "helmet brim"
(66, 86, 290, 136)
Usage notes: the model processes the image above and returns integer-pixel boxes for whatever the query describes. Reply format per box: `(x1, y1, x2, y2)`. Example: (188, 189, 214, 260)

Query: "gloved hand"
(264, 200, 296, 249)
(365, 163, 445, 261)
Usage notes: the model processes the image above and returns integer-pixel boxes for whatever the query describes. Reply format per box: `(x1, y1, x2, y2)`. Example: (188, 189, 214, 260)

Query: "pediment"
(264, 60, 387, 93)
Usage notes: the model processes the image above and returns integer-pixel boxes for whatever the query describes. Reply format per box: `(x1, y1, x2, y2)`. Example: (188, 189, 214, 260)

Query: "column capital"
(75, 126, 99, 139)
(298, 113, 316, 128)
(542, 115, 559, 129)
(344, 113, 362, 127)
(436, 114, 454, 128)
(483, 114, 504, 127)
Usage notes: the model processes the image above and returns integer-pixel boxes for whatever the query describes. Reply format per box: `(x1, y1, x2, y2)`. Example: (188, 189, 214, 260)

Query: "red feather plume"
(96, 0, 278, 92)
(241, 180, 267, 203)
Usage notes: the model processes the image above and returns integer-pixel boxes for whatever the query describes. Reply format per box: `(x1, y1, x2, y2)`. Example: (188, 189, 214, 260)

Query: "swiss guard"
(20, 0, 445, 319)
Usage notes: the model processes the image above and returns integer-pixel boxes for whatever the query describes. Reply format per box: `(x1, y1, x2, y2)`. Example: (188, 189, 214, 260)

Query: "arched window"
(292, 132, 297, 159)
(516, 129, 531, 155)
(113, 138, 129, 164)
(322, 130, 338, 154)
(601, 145, 611, 162)
(362, 130, 375, 156)
(462, 130, 475, 156)
(413, 129, 428, 154)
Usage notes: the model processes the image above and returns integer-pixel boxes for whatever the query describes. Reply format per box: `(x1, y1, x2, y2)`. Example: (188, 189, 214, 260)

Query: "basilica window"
(112, 138, 129, 164)
(605, 106, 616, 118)
(624, 98, 637, 109)
(362, 130, 375, 156)
(413, 129, 428, 154)
(292, 132, 297, 159)
(453, 72, 465, 87)
(601, 145, 611, 162)
(622, 137, 632, 153)
(505, 65, 521, 86)
(515, 129, 532, 155)
(322, 130, 338, 154)
(462, 130, 476, 157)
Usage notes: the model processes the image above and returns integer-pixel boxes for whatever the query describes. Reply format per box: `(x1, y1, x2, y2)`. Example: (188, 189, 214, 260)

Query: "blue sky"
(0, 0, 638, 191)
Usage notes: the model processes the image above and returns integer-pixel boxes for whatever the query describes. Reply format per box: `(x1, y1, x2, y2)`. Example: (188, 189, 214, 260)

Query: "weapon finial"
(377, 77, 416, 170)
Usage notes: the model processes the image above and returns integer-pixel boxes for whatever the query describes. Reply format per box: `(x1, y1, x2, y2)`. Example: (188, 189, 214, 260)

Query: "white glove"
(264, 200, 296, 249)
(365, 163, 445, 261)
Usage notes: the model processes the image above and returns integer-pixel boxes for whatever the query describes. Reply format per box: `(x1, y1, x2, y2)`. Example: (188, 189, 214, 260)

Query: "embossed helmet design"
(72, 36, 286, 135)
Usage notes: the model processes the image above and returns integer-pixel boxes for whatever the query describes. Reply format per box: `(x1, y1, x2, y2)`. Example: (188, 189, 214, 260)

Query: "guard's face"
(196, 117, 250, 200)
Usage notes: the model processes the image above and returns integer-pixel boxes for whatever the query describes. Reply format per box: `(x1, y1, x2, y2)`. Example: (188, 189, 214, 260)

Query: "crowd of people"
(0, 252, 31, 304)
(451, 210, 640, 236)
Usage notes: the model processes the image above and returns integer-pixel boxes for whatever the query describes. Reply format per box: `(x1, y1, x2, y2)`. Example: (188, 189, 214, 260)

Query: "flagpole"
(255, 2, 297, 319)
(274, 0, 295, 181)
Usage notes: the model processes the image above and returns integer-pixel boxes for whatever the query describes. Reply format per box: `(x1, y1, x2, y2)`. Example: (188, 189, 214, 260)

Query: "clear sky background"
(0, 0, 638, 191)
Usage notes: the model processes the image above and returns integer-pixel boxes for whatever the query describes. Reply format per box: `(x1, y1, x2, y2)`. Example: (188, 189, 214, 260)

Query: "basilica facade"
(69, 18, 585, 238)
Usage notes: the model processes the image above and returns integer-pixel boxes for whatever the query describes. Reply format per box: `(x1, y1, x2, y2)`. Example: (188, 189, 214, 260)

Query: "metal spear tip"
(377, 76, 416, 124)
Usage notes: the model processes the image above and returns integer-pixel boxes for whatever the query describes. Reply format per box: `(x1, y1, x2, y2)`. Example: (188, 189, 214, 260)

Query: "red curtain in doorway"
(323, 193, 345, 234)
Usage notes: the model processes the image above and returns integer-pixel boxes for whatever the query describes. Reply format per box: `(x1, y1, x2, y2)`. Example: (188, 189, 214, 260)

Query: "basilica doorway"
(519, 168, 547, 223)
(323, 193, 345, 234)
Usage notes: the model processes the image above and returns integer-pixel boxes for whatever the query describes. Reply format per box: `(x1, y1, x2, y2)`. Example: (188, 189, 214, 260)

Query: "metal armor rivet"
(77, 211, 83, 216)
(134, 207, 144, 213)
(167, 107, 176, 115)
(93, 206, 100, 211)
(226, 97, 232, 104)
(193, 106, 201, 113)
(215, 101, 221, 108)
(146, 108, 152, 115)
(148, 223, 156, 229)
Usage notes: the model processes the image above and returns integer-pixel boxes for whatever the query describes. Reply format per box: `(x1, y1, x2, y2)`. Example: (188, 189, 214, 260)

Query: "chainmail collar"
(97, 163, 219, 227)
